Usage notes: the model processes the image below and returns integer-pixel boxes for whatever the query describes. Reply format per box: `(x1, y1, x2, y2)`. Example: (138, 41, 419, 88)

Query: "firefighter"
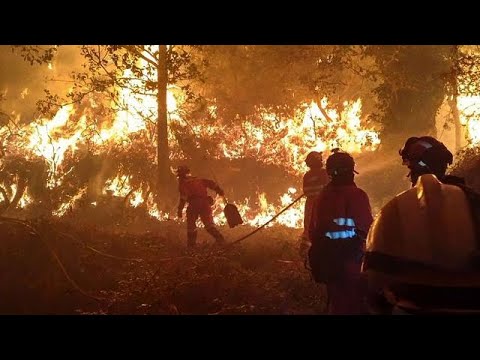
(299, 151, 329, 256)
(176, 165, 225, 248)
(363, 136, 480, 314)
(308, 149, 373, 315)
(398, 135, 460, 187)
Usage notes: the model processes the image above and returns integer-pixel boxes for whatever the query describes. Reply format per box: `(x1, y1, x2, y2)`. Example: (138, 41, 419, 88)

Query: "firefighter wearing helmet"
(398, 136, 460, 186)
(299, 151, 328, 256)
(308, 149, 373, 314)
(363, 136, 480, 314)
(176, 165, 225, 248)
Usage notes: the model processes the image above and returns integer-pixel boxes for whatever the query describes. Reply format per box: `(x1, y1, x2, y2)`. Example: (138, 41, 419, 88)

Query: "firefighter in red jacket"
(308, 149, 373, 315)
(300, 151, 328, 255)
(176, 166, 225, 248)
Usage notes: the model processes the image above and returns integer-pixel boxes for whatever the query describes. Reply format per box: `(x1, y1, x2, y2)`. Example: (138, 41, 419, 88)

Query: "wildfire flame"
(0, 47, 383, 229)
(27, 104, 85, 188)
(52, 187, 87, 217)
(458, 95, 480, 145)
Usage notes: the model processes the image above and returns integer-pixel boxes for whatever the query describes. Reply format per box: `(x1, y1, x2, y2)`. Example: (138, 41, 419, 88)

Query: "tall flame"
(0, 47, 382, 228)
(458, 95, 480, 145)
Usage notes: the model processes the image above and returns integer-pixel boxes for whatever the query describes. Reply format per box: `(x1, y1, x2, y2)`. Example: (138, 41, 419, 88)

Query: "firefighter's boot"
(206, 226, 225, 244)
(187, 230, 197, 248)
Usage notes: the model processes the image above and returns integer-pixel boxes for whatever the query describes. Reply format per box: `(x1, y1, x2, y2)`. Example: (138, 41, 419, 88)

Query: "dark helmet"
(325, 148, 357, 176)
(175, 165, 191, 177)
(399, 136, 453, 181)
(305, 151, 323, 168)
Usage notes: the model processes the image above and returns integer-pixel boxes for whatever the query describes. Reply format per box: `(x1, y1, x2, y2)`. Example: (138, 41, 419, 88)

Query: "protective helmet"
(398, 136, 421, 163)
(325, 148, 357, 176)
(362, 174, 480, 301)
(399, 136, 453, 180)
(175, 165, 191, 177)
(305, 151, 323, 168)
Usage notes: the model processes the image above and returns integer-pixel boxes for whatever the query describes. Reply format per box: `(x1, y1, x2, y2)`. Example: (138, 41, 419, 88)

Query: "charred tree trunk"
(157, 45, 171, 208)
(0, 185, 10, 214)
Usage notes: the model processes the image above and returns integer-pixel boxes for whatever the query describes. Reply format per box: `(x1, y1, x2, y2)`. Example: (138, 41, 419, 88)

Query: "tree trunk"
(0, 185, 10, 215)
(450, 45, 462, 152)
(450, 94, 462, 152)
(381, 46, 450, 136)
(157, 45, 170, 208)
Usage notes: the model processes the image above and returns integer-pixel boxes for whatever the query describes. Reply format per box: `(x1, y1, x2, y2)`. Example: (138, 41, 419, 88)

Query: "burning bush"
(1, 86, 381, 228)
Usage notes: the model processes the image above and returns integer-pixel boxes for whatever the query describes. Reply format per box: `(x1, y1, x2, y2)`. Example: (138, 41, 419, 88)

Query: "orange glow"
(0, 46, 381, 227)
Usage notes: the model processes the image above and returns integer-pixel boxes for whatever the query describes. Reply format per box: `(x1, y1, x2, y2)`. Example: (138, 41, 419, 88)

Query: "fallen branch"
(0, 217, 104, 303)
(85, 245, 143, 263)
(53, 229, 143, 263)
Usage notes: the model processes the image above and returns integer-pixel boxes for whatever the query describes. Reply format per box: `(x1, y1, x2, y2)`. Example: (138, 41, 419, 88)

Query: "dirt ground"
(0, 217, 327, 315)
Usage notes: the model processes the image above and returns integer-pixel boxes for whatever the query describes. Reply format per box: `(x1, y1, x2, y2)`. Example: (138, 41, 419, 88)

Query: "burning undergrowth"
(0, 59, 384, 314)
(0, 87, 381, 227)
(7, 45, 480, 314)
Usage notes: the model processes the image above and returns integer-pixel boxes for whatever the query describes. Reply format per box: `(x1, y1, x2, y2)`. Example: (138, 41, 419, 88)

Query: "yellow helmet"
(362, 174, 480, 288)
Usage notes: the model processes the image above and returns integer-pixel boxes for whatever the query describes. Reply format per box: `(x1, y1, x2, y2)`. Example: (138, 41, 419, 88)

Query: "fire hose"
(175, 116, 306, 241)
(199, 140, 306, 246)
(226, 192, 305, 248)
(136, 192, 306, 301)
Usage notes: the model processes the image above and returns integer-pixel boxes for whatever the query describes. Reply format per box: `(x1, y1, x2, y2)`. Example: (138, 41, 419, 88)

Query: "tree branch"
(5, 178, 26, 212)
(122, 46, 158, 68)
(316, 100, 335, 123)
(44, 88, 97, 108)
(142, 46, 158, 63)
(0, 185, 10, 212)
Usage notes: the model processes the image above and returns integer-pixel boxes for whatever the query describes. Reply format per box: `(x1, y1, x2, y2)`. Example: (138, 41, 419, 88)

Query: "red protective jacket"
(308, 181, 373, 315)
(178, 176, 224, 213)
(179, 177, 222, 201)
(309, 182, 373, 242)
(303, 168, 328, 197)
(302, 167, 328, 240)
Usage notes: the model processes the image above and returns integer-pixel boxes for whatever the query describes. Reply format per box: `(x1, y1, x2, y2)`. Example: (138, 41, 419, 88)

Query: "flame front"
(0, 46, 382, 229)
(458, 95, 480, 145)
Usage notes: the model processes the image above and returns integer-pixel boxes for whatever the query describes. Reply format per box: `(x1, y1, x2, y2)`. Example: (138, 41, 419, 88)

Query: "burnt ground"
(0, 217, 327, 315)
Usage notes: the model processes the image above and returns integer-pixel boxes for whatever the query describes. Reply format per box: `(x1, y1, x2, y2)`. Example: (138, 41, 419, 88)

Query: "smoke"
(0, 45, 84, 124)
(355, 146, 411, 215)
(0, 45, 414, 223)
